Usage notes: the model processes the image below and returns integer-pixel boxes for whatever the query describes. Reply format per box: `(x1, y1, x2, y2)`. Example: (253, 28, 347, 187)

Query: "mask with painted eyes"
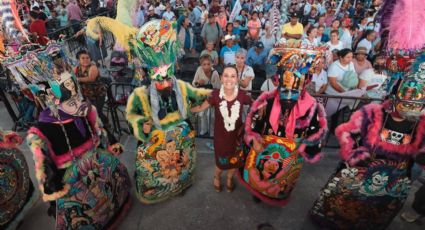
(394, 77, 425, 121)
(278, 70, 304, 101)
(150, 64, 174, 91)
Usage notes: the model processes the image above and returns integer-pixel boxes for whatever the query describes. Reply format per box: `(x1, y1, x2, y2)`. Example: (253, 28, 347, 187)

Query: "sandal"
(213, 175, 221, 192)
(226, 177, 234, 193)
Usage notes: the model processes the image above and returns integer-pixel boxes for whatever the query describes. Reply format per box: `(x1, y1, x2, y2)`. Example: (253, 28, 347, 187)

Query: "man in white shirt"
(357, 30, 376, 54)
(162, 3, 175, 21)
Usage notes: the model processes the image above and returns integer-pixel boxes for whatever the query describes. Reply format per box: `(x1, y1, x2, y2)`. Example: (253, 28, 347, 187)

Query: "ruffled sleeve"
(297, 103, 328, 163)
(26, 129, 70, 201)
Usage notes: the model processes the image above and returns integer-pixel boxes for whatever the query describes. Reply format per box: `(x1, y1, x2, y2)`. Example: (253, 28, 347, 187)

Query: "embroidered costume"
(208, 87, 252, 169)
(6, 44, 131, 229)
(239, 46, 328, 206)
(120, 20, 210, 204)
(310, 64, 425, 229)
(0, 129, 39, 230)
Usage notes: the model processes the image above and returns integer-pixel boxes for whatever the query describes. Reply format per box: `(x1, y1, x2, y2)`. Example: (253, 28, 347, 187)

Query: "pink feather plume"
(388, 0, 425, 50)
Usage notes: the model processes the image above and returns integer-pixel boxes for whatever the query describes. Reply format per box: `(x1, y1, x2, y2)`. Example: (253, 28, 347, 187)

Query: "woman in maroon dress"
(191, 65, 252, 192)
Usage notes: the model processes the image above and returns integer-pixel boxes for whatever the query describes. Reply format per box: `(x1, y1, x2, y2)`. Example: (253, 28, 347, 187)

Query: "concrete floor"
(0, 101, 423, 230)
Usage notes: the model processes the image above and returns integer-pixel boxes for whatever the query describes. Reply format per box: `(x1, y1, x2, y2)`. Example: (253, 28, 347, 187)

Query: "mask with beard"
(394, 76, 424, 121)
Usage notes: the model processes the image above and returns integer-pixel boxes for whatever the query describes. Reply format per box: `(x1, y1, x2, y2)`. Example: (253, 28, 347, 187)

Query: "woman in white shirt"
(326, 30, 344, 52)
(192, 54, 220, 136)
(302, 27, 319, 47)
(326, 48, 357, 95)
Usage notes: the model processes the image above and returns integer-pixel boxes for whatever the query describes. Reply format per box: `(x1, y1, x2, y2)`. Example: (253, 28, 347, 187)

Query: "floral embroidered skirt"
(0, 148, 39, 229)
(238, 135, 304, 206)
(310, 160, 412, 230)
(55, 149, 131, 229)
(135, 121, 196, 204)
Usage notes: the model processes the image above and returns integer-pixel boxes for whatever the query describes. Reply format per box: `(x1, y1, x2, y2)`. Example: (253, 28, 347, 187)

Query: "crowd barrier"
(1, 68, 424, 149)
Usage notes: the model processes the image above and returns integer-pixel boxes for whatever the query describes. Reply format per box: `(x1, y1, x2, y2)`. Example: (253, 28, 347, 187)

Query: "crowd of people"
(1, 0, 425, 229)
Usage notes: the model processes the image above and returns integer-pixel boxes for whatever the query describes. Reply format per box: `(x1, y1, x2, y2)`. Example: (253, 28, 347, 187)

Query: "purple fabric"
(39, 109, 87, 138)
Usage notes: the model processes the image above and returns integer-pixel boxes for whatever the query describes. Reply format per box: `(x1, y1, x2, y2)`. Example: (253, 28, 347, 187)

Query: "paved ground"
(0, 101, 422, 230)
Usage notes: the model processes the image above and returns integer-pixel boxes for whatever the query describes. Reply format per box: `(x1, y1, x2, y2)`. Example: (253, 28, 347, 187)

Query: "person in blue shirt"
(220, 35, 240, 65)
(246, 41, 268, 69)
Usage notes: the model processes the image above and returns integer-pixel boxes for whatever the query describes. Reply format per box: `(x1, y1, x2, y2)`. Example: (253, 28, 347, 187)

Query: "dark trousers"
(412, 184, 425, 216)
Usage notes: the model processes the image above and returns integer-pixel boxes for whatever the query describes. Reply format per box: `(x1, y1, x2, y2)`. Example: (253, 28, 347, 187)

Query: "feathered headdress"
(387, 0, 425, 51)
(130, 20, 179, 81)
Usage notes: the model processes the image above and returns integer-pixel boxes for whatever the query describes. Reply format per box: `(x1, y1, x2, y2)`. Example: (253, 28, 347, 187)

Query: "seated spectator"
(352, 47, 372, 75)
(358, 55, 388, 99)
(29, 11, 48, 46)
(264, 0, 273, 12)
(154, 2, 165, 16)
(302, 27, 319, 47)
(326, 49, 358, 95)
(246, 11, 262, 48)
(74, 50, 108, 126)
(232, 20, 241, 36)
(310, 57, 328, 94)
(162, 3, 176, 21)
(32, 6, 48, 21)
(221, 22, 234, 44)
(326, 30, 344, 52)
(201, 42, 219, 66)
(253, 0, 264, 13)
(281, 13, 303, 47)
(356, 29, 376, 54)
(192, 2, 204, 26)
(146, 5, 161, 22)
(174, 0, 186, 17)
(192, 54, 220, 137)
(324, 19, 343, 39)
(258, 12, 266, 28)
(237, 11, 249, 47)
(220, 35, 240, 65)
(177, 16, 196, 55)
(207, 0, 219, 14)
(216, 9, 227, 31)
(235, 48, 255, 92)
(246, 42, 268, 70)
(301, 5, 319, 27)
(57, 9, 68, 27)
(193, 54, 221, 89)
(135, 5, 145, 27)
(316, 25, 329, 43)
(261, 23, 276, 51)
(260, 74, 279, 92)
(200, 4, 208, 25)
(201, 13, 223, 49)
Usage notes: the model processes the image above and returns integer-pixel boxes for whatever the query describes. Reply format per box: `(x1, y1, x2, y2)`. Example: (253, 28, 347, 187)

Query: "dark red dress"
(208, 89, 252, 170)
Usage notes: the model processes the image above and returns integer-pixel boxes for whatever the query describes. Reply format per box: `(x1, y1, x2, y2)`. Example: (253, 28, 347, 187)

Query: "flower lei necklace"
(219, 85, 240, 132)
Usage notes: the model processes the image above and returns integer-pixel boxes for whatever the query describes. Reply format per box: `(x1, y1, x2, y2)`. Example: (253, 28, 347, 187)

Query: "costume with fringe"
(6, 44, 131, 229)
(0, 129, 39, 230)
(121, 20, 210, 204)
(238, 46, 328, 206)
(310, 103, 425, 229)
(127, 78, 209, 204)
